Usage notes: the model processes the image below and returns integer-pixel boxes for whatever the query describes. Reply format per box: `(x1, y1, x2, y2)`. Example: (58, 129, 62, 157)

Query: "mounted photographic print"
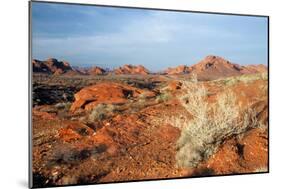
(29, 1, 269, 188)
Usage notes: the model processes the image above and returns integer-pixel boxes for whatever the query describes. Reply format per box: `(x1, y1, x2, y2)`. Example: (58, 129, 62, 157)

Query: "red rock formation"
(202, 128, 268, 174)
(240, 64, 267, 74)
(162, 56, 267, 80)
(87, 66, 106, 75)
(32, 58, 73, 74)
(190, 55, 243, 80)
(33, 56, 267, 79)
(164, 65, 191, 75)
(114, 64, 149, 75)
(71, 67, 89, 75)
(70, 82, 156, 112)
(165, 81, 183, 91)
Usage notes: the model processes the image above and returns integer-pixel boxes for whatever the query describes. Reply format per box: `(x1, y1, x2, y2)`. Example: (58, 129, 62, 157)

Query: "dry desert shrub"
(175, 81, 258, 168)
(155, 92, 171, 103)
(88, 104, 116, 122)
(189, 72, 198, 83)
(164, 116, 189, 130)
(253, 166, 268, 173)
(54, 102, 72, 111)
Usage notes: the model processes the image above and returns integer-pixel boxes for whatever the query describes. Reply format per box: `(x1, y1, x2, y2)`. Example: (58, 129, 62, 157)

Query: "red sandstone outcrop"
(114, 64, 149, 75)
(70, 82, 156, 112)
(190, 55, 244, 80)
(163, 55, 267, 80)
(32, 58, 73, 74)
(240, 64, 267, 74)
(87, 66, 106, 75)
(164, 65, 191, 75)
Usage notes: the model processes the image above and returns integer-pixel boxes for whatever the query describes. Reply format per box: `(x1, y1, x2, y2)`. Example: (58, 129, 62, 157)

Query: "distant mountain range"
(163, 55, 267, 80)
(32, 55, 267, 80)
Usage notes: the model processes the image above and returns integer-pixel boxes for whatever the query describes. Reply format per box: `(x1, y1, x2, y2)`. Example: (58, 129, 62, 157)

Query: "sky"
(31, 2, 268, 71)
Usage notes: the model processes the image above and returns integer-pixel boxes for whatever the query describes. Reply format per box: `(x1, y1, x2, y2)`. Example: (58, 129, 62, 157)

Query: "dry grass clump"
(88, 104, 116, 123)
(189, 72, 198, 83)
(175, 81, 259, 168)
(156, 92, 171, 103)
(54, 102, 72, 111)
(253, 166, 268, 173)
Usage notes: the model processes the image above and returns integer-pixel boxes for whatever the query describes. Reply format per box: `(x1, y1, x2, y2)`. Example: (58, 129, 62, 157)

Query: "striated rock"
(114, 64, 149, 75)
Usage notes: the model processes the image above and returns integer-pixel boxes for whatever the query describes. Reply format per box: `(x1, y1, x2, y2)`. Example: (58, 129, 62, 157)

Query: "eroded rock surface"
(70, 82, 156, 112)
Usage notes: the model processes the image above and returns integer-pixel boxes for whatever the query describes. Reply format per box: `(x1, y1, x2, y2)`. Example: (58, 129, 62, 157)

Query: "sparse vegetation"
(138, 92, 149, 100)
(32, 70, 268, 187)
(215, 73, 268, 86)
(131, 96, 149, 111)
(55, 102, 72, 110)
(156, 92, 171, 103)
(88, 103, 116, 123)
(175, 81, 259, 168)
(189, 72, 198, 83)
(253, 167, 268, 173)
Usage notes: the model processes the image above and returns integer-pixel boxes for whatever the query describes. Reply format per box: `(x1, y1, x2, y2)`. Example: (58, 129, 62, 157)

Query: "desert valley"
(32, 55, 268, 187)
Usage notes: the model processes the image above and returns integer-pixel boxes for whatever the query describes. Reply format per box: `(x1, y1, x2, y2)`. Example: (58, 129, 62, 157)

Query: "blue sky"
(32, 2, 268, 71)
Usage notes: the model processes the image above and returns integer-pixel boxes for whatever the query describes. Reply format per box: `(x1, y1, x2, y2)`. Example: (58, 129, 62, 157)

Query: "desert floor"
(32, 73, 268, 187)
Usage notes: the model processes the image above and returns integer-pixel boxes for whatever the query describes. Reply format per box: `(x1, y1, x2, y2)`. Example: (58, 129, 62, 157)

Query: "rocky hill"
(32, 58, 73, 74)
(164, 65, 191, 75)
(190, 55, 244, 80)
(164, 55, 267, 80)
(114, 64, 150, 75)
(33, 56, 267, 80)
(87, 66, 106, 75)
(240, 64, 267, 74)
